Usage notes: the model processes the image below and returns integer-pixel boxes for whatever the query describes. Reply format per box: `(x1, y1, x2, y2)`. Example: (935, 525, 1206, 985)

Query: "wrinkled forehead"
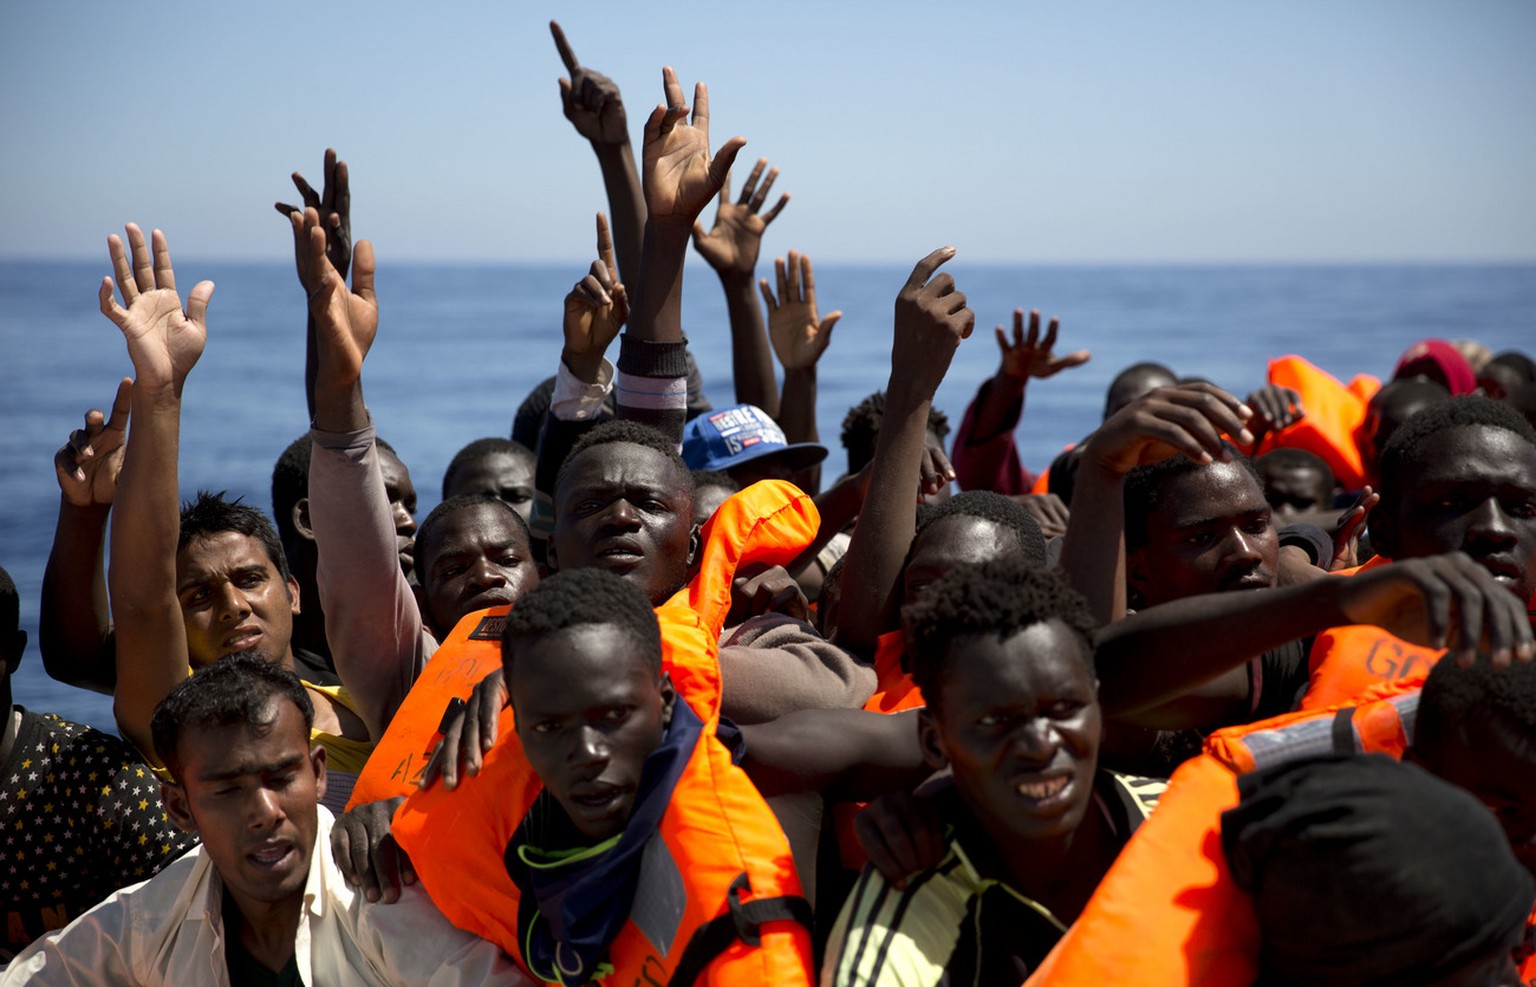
(176, 530, 283, 578)
(1392, 425, 1536, 498)
(557, 442, 688, 497)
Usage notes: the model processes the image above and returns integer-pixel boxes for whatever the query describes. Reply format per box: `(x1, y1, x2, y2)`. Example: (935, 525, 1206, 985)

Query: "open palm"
(99, 226, 210, 390)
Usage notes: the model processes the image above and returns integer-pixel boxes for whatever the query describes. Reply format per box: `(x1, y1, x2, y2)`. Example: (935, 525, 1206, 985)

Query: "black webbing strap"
(1330, 706, 1358, 755)
(666, 872, 814, 987)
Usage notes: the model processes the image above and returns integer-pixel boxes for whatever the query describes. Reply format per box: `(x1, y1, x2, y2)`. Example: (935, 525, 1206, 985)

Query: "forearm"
(789, 468, 863, 578)
(950, 375, 1032, 494)
(109, 385, 190, 760)
(719, 271, 779, 417)
(965, 372, 1027, 446)
(304, 312, 319, 421)
(1095, 579, 1345, 717)
(310, 423, 430, 739)
(628, 219, 691, 345)
(1057, 461, 1129, 625)
(740, 708, 923, 801)
(778, 366, 817, 446)
(39, 500, 117, 693)
(836, 383, 931, 653)
(593, 142, 645, 287)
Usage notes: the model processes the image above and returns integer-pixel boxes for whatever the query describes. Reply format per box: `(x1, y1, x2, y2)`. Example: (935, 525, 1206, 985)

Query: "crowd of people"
(3, 21, 1536, 986)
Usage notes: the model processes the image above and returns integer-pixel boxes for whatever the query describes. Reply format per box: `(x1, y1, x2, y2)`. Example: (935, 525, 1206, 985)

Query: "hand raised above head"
(995, 308, 1090, 381)
(641, 66, 746, 224)
(55, 377, 132, 508)
(692, 157, 790, 276)
(889, 247, 974, 398)
(561, 212, 629, 381)
(296, 207, 377, 391)
(551, 21, 630, 147)
(275, 147, 351, 286)
(1082, 382, 1255, 475)
(762, 250, 839, 372)
(98, 225, 211, 391)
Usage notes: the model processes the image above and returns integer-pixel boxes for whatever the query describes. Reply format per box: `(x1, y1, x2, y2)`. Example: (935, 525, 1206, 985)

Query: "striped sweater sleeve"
(615, 334, 690, 447)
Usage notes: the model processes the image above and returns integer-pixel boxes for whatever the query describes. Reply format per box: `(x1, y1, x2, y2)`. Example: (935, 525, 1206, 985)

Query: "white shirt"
(2, 808, 530, 986)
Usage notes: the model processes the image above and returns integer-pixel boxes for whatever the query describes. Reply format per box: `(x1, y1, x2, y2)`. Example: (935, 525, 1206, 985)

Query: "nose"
(1464, 496, 1516, 548)
(600, 498, 642, 531)
(569, 724, 610, 770)
(216, 581, 251, 624)
(1011, 717, 1060, 765)
(247, 786, 285, 830)
(1219, 527, 1265, 574)
(467, 555, 507, 589)
(392, 500, 417, 538)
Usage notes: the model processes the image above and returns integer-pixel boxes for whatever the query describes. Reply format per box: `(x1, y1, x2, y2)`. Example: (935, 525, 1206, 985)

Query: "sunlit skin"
(509, 623, 674, 842)
(444, 450, 536, 524)
(175, 531, 300, 666)
(415, 502, 539, 637)
(550, 443, 697, 605)
(378, 448, 418, 577)
(1258, 462, 1331, 521)
(900, 516, 1019, 613)
(1128, 462, 1278, 607)
(160, 699, 325, 968)
(1374, 425, 1536, 603)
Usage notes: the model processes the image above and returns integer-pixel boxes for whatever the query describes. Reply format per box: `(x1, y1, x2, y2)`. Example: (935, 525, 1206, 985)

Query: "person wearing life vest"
(1023, 648, 1536, 986)
(394, 569, 815, 986)
(823, 560, 1165, 985)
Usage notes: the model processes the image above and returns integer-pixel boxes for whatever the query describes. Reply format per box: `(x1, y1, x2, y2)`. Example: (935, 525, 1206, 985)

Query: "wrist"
(561, 347, 604, 384)
(592, 138, 634, 163)
(718, 268, 755, 290)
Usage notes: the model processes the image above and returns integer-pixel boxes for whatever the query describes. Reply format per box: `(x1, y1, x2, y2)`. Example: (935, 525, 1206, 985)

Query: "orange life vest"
(346, 480, 819, 810)
(1023, 680, 1429, 986)
(1255, 355, 1379, 490)
(1297, 556, 1445, 712)
(392, 601, 813, 986)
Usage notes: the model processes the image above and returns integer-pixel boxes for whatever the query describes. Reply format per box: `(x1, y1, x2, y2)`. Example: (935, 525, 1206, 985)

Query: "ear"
(658, 671, 676, 728)
(3, 629, 26, 677)
(1366, 506, 1398, 560)
(1124, 548, 1152, 609)
(286, 575, 302, 616)
(687, 524, 702, 567)
(292, 497, 315, 542)
(310, 744, 328, 805)
(411, 582, 434, 633)
(544, 539, 559, 573)
(917, 708, 948, 772)
(160, 781, 198, 836)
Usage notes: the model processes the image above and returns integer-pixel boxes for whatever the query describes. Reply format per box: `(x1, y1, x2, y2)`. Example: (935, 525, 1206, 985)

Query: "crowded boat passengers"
(4, 21, 1536, 987)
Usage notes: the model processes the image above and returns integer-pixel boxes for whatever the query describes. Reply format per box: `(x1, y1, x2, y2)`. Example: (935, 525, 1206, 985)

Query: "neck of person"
(985, 797, 1116, 924)
(0, 700, 20, 766)
(224, 881, 304, 974)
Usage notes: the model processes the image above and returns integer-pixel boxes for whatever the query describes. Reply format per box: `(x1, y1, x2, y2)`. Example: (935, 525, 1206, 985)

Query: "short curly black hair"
(180, 491, 292, 584)
(441, 437, 534, 501)
(690, 469, 740, 495)
(1376, 396, 1536, 515)
(150, 651, 314, 781)
(270, 435, 312, 547)
(556, 420, 694, 503)
(414, 494, 531, 579)
(905, 558, 1097, 710)
(1123, 447, 1260, 552)
(840, 391, 952, 474)
(1417, 651, 1536, 766)
(912, 490, 1047, 567)
(501, 568, 662, 676)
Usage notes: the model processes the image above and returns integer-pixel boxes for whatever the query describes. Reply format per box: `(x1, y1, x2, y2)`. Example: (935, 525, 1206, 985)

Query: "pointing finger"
(550, 20, 580, 73)
(903, 246, 956, 292)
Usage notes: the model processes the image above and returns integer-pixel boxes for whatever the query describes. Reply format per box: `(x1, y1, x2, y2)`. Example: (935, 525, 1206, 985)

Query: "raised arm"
(764, 249, 840, 495)
(102, 225, 212, 759)
(836, 248, 974, 654)
(692, 157, 790, 416)
(950, 308, 1088, 493)
(273, 148, 350, 420)
(39, 379, 132, 693)
(551, 20, 644, 287)
(1058, 383, 1254, 624)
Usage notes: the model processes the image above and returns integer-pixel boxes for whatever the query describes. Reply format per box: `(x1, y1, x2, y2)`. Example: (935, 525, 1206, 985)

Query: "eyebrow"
(176, 564, 270, 594)
(1172, 507, 1270, 530)
(197, 752, 306, 783)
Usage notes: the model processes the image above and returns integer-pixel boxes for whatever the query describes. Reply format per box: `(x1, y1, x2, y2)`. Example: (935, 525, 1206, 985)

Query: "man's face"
(378, 447, 419, 578)
(1259, 463, 1330, 522)
(176, 531, 300, 666)
(551, 443, 695, 605)
(920, 621, 1101, 845)
(1419, 722, 1536, 877)
(901, 516, 1013, 613)
(445, 451, 535, 524)
(417, 503, 539, 636)
(1380, 425, 1536, 602)
(161, 698, 324, 919)
(1129, 462, 1278, 607)
(510, 623, 672, 842)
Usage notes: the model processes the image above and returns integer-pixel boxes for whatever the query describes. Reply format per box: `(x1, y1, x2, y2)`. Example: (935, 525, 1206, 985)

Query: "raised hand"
(762, 250, 840, 371)
(55, 378, 132, 507)
(891, 247, 974, 399)
(641, 66, 746, 223)
(1244, 384, 1305, 440)
(99, 225, 212, 391)
(1081, 383, 1255, 475)
(561, 213, 629, 381)
(1330, 485, 1379, 571)
(294, 207, 377, 392)
(551, 21, 629, 147)
(995, 308, 1090, 380)
(275, 147, 351, 286)
(693, 157, 789, 276)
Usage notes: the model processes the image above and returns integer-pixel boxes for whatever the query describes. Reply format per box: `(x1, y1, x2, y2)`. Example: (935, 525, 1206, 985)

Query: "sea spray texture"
(2, 259, 1533, 729)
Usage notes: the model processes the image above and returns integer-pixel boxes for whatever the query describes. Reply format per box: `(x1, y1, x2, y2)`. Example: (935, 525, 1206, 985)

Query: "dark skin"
(273, 148, 350, 423)
(962, 308, 1090, 452)
(414, 502, 539, 639)
(836, 247, 974, 655)
(762, 250, 841, 495)
(443, 449, 536, 524)
(694, 157, 790, 418)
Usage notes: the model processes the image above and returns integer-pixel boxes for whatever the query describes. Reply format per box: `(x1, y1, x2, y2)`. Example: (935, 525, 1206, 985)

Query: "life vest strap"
(1330, 706, 1358, 754)
(666, 872, 813, 987)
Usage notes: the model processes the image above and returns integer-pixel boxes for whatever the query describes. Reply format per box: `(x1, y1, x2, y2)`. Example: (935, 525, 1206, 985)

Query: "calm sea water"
(2, 259, 1533, 730)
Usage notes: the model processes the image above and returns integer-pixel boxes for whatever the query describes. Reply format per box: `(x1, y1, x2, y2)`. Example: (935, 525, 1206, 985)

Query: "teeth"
(1016, 776, 1070, 799)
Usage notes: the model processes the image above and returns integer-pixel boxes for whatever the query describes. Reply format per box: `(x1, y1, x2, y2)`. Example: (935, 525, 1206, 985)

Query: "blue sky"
(3, 0, 1533, 263)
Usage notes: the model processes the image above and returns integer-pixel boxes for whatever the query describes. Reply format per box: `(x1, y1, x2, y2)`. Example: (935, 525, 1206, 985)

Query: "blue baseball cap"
(682, 404, 828, 474)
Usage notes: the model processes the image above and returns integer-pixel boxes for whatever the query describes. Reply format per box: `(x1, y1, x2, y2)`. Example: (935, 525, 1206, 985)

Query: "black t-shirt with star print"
(0, 708, 199, 960)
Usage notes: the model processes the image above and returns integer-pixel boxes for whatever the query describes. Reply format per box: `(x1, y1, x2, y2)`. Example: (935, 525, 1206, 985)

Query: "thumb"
(186, 281, 215, 326)
(820, 312, 843, 339)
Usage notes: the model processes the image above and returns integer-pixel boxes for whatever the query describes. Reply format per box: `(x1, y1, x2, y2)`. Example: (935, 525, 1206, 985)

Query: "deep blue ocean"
(2, 259, 1533, 730)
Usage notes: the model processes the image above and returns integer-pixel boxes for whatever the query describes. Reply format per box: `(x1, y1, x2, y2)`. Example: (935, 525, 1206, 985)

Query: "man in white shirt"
(3, 653, 525, 986)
